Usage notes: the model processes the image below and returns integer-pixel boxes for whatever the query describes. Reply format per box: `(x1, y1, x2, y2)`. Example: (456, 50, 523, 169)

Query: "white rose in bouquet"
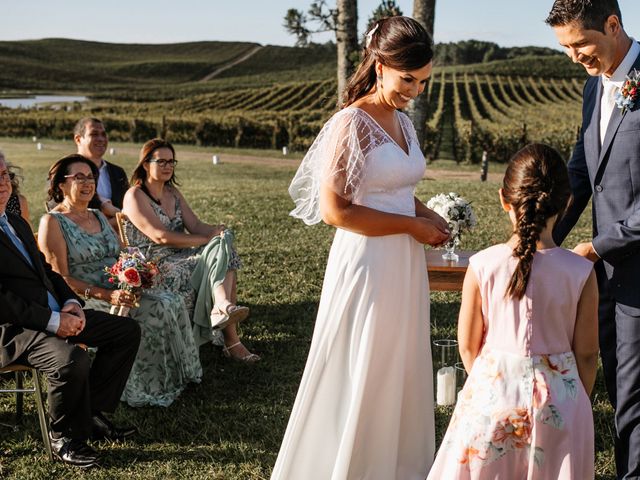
(426, 192, 477, 247)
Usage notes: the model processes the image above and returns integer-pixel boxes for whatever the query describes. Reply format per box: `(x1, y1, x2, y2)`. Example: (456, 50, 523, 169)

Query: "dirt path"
(200, 45, 264, 82)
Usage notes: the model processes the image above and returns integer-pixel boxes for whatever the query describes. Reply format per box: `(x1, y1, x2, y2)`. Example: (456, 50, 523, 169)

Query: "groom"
(547, 1, 640, 478)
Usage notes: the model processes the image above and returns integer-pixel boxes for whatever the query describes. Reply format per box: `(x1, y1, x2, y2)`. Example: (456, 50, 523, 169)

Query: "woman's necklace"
(62, 200, 92, 222)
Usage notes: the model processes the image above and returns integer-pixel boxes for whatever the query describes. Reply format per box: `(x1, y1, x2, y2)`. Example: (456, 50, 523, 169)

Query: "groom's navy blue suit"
(554, 47, 640, 478)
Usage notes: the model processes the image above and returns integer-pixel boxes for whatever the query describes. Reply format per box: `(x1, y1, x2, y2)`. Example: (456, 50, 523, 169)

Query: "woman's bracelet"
(84, 286, 92, 300)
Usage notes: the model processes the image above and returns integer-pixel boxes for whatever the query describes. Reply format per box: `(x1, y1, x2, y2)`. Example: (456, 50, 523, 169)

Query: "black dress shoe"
(91, 413, 137, 442)
(49, 432, 99, 468)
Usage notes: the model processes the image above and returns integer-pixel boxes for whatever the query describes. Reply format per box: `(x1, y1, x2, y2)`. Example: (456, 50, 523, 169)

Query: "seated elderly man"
(0, 155, 140, 468)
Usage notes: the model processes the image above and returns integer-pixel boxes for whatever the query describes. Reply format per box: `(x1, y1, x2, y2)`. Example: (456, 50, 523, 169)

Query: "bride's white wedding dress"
(272, 107, 435, 480)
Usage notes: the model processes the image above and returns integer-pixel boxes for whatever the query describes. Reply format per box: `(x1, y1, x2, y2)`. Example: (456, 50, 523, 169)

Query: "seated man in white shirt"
(73, 117, 129, 224)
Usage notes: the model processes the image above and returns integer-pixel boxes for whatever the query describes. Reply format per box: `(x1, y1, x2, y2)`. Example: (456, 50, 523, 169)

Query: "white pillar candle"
(436, 366, 456, 406)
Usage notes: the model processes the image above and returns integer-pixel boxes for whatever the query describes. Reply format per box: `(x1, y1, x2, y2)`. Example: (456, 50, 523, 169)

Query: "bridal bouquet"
(427, 192, 477, 260)
(104, 247, 159, 316)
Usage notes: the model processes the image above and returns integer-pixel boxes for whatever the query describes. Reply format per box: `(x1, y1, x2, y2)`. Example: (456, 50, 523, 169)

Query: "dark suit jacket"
(88, 160, 129, 210)
(0, 212, 81, 367)
(554, 50, 640, 308)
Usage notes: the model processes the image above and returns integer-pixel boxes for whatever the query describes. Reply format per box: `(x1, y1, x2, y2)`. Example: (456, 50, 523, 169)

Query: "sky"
(2, 0, 640, 50)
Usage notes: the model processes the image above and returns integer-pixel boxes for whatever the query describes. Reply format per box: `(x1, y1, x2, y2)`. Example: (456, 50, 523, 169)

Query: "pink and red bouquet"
(104, 247, 159, 315)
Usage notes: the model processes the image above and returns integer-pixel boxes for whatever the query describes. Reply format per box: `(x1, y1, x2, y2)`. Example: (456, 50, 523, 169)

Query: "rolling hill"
(0, 39, 338, 94)
(0, 38, 583, 96)
(0, 38, 588, 160)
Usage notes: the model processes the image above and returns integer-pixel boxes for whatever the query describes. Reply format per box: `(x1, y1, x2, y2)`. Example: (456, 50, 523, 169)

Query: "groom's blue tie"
(0, 214, 61, 312)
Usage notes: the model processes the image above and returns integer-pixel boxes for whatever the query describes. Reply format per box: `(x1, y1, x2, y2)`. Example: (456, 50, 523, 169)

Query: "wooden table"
(426, 249, 474, 291)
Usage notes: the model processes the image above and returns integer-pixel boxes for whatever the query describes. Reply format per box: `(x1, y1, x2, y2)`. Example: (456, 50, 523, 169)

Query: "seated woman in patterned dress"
(38, 154, 202, 407)
(0, 151, 31, 226)
(121, 139, 259, 363)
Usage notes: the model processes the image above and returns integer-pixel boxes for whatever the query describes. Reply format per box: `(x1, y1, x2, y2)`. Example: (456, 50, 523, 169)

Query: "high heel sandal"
(222, 342, 261, 363)
(210, 304, 250, 330)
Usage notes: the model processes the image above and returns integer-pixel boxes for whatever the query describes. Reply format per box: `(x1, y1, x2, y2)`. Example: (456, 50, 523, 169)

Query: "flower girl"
(427, 143, 599, 479)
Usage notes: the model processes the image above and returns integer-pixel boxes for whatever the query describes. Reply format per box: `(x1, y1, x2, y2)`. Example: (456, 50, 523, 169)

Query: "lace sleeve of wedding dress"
(288, 108, 370, 225)
(398, 111, 419, 147)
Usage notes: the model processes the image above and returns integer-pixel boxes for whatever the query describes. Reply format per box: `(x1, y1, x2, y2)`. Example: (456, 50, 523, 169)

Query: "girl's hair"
(47, 154, 99, 203)
(341, 16, 433, 108)
(131, 138, 179, 187)
(502, 143, 571, 299)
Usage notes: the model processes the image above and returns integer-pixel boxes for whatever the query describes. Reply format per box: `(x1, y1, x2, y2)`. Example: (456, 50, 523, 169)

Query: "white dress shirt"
(600, 39, 640, 144)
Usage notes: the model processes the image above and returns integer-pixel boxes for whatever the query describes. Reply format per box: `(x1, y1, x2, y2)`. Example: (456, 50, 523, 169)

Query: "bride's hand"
(429, 213, 450, 237)
(417, 208, 450, 235)
(409, 217, 450, 247)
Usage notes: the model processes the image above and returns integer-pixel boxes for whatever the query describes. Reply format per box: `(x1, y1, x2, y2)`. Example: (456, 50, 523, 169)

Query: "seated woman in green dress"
(121, 139, 259, 363)
(38, 154, 203, 407)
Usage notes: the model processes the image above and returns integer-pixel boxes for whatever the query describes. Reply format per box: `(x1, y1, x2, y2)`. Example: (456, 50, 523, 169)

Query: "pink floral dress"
(427, 244, 595, 479)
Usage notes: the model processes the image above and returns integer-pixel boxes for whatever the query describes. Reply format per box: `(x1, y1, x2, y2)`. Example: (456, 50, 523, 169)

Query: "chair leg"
(15, 371, 24, 420)
(32, 369, 53, 461)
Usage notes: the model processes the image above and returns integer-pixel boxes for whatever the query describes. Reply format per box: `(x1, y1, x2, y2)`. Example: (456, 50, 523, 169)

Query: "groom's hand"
(573, 242, 600, 262)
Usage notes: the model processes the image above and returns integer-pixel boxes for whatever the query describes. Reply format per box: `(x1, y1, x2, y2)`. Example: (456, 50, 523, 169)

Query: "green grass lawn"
(0, 138, 614, 479)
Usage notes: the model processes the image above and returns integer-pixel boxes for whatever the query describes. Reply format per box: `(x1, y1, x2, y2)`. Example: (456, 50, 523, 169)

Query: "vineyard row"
(0, 75, 585, 158)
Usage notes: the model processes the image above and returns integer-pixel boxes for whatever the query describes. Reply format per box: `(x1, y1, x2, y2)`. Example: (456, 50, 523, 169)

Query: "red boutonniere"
(615, 69, 640, 113)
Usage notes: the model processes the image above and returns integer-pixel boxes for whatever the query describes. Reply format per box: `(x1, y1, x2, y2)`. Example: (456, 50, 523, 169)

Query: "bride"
(271, 16, 450, 480)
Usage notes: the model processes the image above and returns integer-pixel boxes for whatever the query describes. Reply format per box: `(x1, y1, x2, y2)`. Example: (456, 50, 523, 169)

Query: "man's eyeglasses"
(64, 173, 97, 184)
(147, 159, 178, 168)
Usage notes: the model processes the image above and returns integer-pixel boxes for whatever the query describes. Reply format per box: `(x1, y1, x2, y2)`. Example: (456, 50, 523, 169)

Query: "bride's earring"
(377, 74, 383, 89)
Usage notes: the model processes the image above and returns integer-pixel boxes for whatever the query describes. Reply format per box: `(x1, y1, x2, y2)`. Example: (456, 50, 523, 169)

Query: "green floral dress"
(122, 193, 242, 347)
(50, 210, 202, 407)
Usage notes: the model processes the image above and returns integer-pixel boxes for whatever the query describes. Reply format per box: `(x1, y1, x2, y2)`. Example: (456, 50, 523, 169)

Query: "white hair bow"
(365, 23, 379, 48)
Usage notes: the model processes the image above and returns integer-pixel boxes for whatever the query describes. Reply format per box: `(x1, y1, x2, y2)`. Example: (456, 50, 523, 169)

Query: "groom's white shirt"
(600, 38, 640, 143)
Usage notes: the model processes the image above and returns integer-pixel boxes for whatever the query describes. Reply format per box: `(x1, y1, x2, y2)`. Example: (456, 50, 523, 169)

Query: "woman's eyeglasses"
(64, 173, 96, 184)
(147, 159, 178, 168)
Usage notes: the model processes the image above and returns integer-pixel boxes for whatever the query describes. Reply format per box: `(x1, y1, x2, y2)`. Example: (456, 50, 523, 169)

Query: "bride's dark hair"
(502, 143, 571, 299)
(341, 16, 433, 108)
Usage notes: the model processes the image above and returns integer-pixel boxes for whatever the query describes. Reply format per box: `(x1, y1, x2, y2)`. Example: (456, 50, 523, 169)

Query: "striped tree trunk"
(406, 0, 436, 153)
(336, 0, 358, 104)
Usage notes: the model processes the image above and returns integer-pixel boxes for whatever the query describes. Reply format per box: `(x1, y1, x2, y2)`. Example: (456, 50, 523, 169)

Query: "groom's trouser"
(598, 261, 640, 479)
(597, 263, 617, 408)
(17, 310, 140, 440)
